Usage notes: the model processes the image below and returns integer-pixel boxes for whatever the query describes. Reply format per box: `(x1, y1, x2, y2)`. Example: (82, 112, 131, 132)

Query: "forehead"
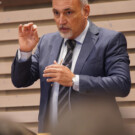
(52, 0, 81, 10)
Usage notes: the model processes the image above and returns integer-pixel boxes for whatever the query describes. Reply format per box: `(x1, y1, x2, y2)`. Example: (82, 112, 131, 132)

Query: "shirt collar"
(64, 20, 90, 45)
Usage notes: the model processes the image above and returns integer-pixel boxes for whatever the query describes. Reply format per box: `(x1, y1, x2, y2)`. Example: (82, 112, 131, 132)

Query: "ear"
(83, 4, 90, 19)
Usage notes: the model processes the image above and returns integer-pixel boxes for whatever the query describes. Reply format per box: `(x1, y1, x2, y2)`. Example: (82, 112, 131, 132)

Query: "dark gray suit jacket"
(11, 21, 131, 133)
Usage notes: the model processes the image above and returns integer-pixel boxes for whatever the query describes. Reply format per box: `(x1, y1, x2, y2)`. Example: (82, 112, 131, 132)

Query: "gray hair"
(80, 0, 88, 6)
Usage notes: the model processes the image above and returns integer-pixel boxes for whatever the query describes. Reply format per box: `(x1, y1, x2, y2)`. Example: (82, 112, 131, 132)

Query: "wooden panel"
(28, 127, 38, 134)
(0, 25, 57, 41)
(0, 87, 134, 108)
(1, 0, 51, 7)
(0, 53, 134, 74)
(0, 110, 38, 123)
(0, 78, 40, 91)
(0, 0, 135, 133)
(131, 71, 135, 84)
(0, 19, 135, 41)
(2, 74, 135, 91)
(95, 19, 135, 32)
(126, 35, 135, 49)
(0, 71, 134, 91)
(0, 44, 18, 58)
(117, 87, 135, 102)
(129, 53, 135, 67)
(0, 61, 11, 74)
(90, 1, 135, 16)
(120, 107, 135, 119)
(0, 107, 134, 124)
(0, 93, 40, 108)
(0, 35, 134, 58)
(0, 1, 135, 24)
(0, 7, 53, 24)
(0, 42, 37, 58)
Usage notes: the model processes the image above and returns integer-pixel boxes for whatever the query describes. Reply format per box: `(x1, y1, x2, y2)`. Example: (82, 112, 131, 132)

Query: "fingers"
(32, 24, 37, 31)
(43, 65, 59, 79)
(53, 60, 57, 64)
(23, 23, 33, 32)
(46, 77, 58, 83)
(43, 64, 73, 86)
(44, 63, 69, 78)
(18, 24, 23, 34)
(46, 64, 64, 69)
(33, 28, 39, 42)
(43, 65, 62, 82)
(43, 70, 58, 83)
(18, 22, 37, 34)
(44, 68, 58, 74)
(43, 73, 57, 78)
(46, 76, 72, 87)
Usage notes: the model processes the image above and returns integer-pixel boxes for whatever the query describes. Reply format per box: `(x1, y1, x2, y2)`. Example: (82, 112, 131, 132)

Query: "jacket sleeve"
(11, 36, 44, 88)
(79, 33, 131, 97)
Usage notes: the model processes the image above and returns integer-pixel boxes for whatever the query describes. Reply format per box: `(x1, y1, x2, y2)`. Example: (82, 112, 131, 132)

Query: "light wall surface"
(0, 0, 135, 133)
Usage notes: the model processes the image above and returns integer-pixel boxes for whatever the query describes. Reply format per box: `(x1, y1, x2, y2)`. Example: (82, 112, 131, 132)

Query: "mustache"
(59, 25, 69, 29)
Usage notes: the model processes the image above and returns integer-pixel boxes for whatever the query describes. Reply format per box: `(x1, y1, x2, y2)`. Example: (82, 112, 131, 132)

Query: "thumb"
(54, 60, 57, 64)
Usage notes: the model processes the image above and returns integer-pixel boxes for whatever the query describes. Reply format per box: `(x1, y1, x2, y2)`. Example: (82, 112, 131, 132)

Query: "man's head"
(52, 0, 90, 39)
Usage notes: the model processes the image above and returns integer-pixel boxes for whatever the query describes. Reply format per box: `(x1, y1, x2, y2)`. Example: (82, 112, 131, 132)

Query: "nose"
(59, 14, 67, 25)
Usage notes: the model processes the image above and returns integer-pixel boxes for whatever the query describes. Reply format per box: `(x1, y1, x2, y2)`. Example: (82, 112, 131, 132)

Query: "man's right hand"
(18, 22, 39, 52)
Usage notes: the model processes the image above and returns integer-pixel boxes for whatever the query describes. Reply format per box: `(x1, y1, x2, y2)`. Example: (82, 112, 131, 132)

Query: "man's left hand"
(43, 61, 74, 87)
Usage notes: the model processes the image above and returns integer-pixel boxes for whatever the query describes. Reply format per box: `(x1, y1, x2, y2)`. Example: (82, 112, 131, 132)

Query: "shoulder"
(99, 27, 126, 42)
(94, 26, 127, 53)
(89, 21, 126, 42)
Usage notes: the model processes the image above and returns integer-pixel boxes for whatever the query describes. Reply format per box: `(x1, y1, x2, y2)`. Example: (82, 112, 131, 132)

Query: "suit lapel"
(74, 21, 99, 74)
(48, 34, 63, 66)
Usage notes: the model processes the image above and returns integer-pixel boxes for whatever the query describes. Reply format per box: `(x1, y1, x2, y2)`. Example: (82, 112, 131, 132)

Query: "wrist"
(20, 48, 33, 52)
(72, 75, 79, 91)
(18, 49, 32, 61)
(72, 75, 76, 86)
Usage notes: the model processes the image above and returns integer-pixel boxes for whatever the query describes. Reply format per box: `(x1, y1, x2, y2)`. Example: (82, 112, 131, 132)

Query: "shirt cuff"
(72, 75, 79, 91)
(18, 49, 32, 61)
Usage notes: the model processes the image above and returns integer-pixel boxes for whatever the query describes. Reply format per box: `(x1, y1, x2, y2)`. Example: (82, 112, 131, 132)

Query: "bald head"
(80, 0, 88, 6)
(52, 0, 89, 7)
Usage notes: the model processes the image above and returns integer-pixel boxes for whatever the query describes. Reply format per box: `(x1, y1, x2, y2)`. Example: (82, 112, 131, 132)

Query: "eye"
(66, 11, 72, 15)
(53, 10, 59, 16)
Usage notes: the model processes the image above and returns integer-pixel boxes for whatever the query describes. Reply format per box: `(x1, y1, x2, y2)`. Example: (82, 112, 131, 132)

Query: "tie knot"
(66, 40, 76, 51)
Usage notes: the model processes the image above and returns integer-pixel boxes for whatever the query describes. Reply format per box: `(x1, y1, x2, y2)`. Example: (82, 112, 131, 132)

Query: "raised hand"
(18, 22, 39, 52)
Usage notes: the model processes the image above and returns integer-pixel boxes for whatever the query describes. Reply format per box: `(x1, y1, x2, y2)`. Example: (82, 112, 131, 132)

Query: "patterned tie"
(58, 39, 76, 118)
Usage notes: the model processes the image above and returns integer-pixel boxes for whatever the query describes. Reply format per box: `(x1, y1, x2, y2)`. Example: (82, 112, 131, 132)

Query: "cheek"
(54, 18, 59, 25)
(69, 18, 79, 28)
(71, 20, 81, 30)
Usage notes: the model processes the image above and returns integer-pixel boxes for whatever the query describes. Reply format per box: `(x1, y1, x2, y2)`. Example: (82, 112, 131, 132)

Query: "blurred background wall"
(0, 0, 135, 133)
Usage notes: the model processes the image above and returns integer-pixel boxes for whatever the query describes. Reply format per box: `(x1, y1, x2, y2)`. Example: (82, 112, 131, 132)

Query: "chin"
(60, 31, 73, 39)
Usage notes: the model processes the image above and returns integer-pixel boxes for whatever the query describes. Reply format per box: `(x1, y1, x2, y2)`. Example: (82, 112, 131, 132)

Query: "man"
(11, 0, 131, 133)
